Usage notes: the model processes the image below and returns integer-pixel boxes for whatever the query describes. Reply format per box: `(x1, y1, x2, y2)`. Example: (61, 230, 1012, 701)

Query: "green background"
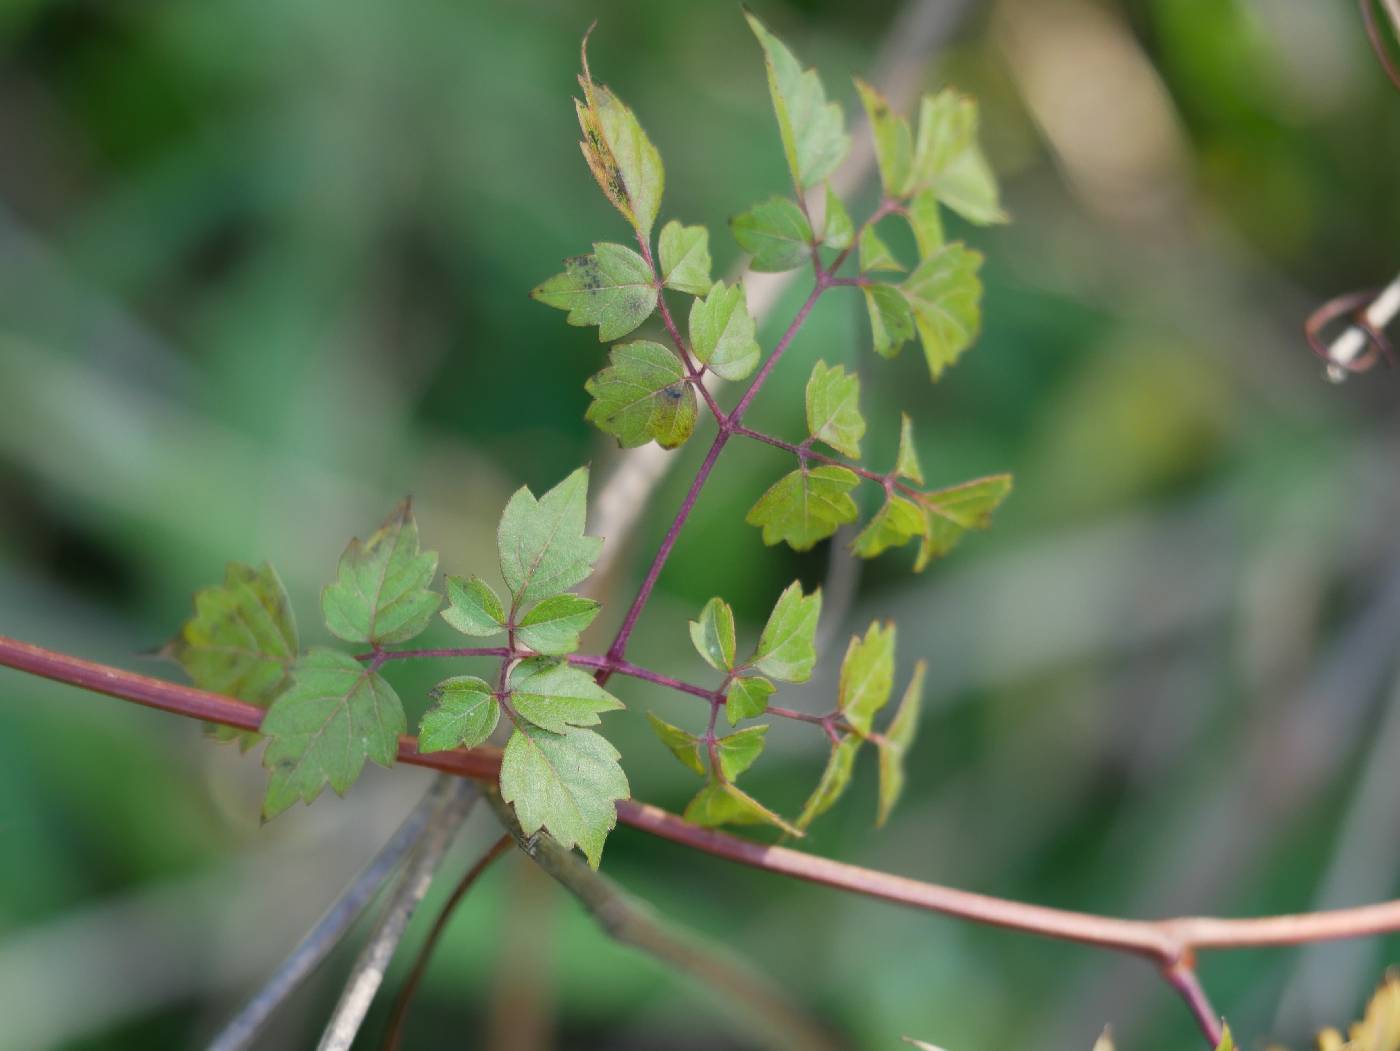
(2, 0, 1398, 1048)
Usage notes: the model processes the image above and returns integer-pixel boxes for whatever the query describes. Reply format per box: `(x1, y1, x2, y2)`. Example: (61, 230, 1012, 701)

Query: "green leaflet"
(508, 657, 624, 734)
(876, 660, 925, 827)
(855, 78, 914, 197)
(441, 575, 506, 638)
(731, 197, 813, 272)
(657, 220, 712, 294)
(419, 675, 500, 753)
(688, 282, 760, 381)
(261, 649, 405, 818)
(752, 581, 821, 683)
(852, 494, 926, 559)
(500, 723, 629, 869)
(684, 780, 800, 836)
(858, 226, 903, 274)
(498, 467, 603, 612)
(900, 242, 984, 380)
(716, 724, 768, 781)
(516, 594, 600, 656)
(916, 474, 1013, 570)
(805, 360, 865, 458)
(745, 12, 849, 191)
(839, 621, 895, 736)
(531, 243, 658, 342)
(862, 283, 914, 359)
(689, 596, 736, 671)
(819, 184, 853, 250)
(1214, 1027, 1235, 1051)
(911, 89, 1005, 226)
(646, 712, 706, 777)
(906, 188, 945, 259)
(796, 734, 861, 830)
(166, 561, 298, 750)
(576, 42, 663, 238)
(726, 674, 774, 725)
(895, 413, 925, 485)
(322, 501, 440, 646)
(746, 465, 859, 551)
(585, 341, 697, 450)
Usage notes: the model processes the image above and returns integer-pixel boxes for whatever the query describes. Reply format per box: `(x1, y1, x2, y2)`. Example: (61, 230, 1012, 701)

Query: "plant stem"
(1163, 959, 1223, 1046)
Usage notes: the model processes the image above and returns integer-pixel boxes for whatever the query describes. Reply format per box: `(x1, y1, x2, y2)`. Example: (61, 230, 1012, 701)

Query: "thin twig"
(380, 834, 513, 1051)
(314, 777, 478, 1051)
(205, 787, 447, 1051)
(482, 787, 842, 1051)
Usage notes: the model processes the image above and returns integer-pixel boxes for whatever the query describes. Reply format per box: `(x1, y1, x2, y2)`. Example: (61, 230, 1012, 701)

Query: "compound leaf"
(658, 220, 712, 294)
(900, 242, 983, 380)
(419, 675, 500, 753)
(689, 597, 737, 671)
(726, 674, 774, 725)
(745, 11, 849, 191)
(261, 649, 405, 818)
(516, 593, 600, 656)
(585, 340, 696, 450)
(805, 360, 865, 458)
(688, 281, 760, 381)
(916, 474, 1012, 570)
(531, 243, 658, 342)
(500, 723, 629, 868)
(576, 41, 664, 238)
(441, 575, 506, 638)
(498, 466, 603, 612)
(508, 657, 624, 734)
(839, 621, 895, 736)
(876, 660, 925, 826)
(731, 197, 813, 272)
(796, 734, 861, 829)
(322, 501, 439, 646)
(746, 465, 859, 551)
(752, 581, 821, 683)
(646, 712, 706, 777)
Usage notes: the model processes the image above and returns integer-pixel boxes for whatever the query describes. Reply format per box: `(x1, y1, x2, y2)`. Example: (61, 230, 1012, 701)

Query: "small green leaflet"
(916, 474, 1013, 571)
(731, 197, 813, 272)
(839, 621, 895, 736)
(906, 189, 944, 259)
(585, 341, 696, 450)
(876, 660, 925, 827)
(508, 658, 624, 734)
(689, 597, 736, 671)
(716, 724, 768, 780)
(646, 712, 705, 777)
(657, 220, 712, 294)
(500, 723, 629, 868)
(576, 39, 663, 238)
(322, 501, 440, 646)
(900, 243, 983, 380)
(852, 494, 926, 559)
(418, 675, 500, 753)
(911, 90, 1005, 226)
(1213, 1027, 1234, 1051)
(684, 780, 800, 836)
(531, 243, 658, 342)
(863, 284, 914, 359)
(726, 674, 774, 725)
(795, 734, 861, 830)
(820, 185, 853, 250)
(858, 226, 903, 274)
(688, 282, 760, 381)
(516, 594, 600, 656)
(805, 360, 865, 458)
(744, 11, 849, 192)
(166, 561, 298, 750)
(441, 576, 506, 638)
(498, 467, 603, 612)
(746, 465, 859, 551)
(752, 581, 821, 683)
(855, 78, 914, 197)
(895, 413, 925, 484)
(261, 649, 405, 818)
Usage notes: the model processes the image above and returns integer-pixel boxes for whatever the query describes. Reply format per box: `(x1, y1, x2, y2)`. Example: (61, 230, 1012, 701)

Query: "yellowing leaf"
(916, 474, 1012, 570)
(900, 242, 983, 380)
(646, 712, 706, 777)
(855, 77, 914, 197)
(418, 675, 500, 753)
(689, 596, 737, 671)
(585, 340, 697, 450)
(906, 188, 945, 258)
(863, 283, 914, 359)
(322, 501, 440, 646)
(911, 89, 1005, 226)
(576, 39, 664, 238)
(658, 220, 712, 294)
(746, 465, 859, 551)
(689, 282, 760, 381)
(839, 621, 895, 736)
(805, 360, 865, 458)
(752, 581, 822, 683)
(876, 660, 925, 826)
(745, 11, 849, 191)
(895, 413, 925, 485)
(531, 243, 658, 342)
(795, 734, 861, 829)
(684, 780, 801, 836)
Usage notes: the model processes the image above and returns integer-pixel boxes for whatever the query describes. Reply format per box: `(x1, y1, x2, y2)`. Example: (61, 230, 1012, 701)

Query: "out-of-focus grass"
(1, 1, 1399, 1049)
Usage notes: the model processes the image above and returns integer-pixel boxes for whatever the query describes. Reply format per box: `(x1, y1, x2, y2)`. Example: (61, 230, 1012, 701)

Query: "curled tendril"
(1305, 290, 1395, 380)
